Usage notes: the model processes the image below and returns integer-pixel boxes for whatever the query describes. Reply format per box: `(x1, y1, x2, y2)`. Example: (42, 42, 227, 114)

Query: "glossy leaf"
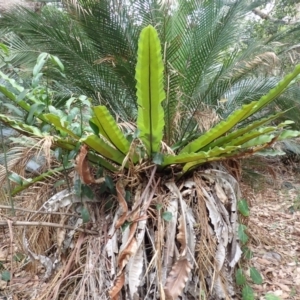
(250, 267, 263, 285)
(163, 145, 239, 166)
(226, 127, 276, 147)
(180, 102, 256, 154)
(278, 130, 300, 140)
(242, 285, 255, 300)
(1, 270, 11, 282)
(81, 206, 90, 224)
(202, 111, 287, 150)
(238, 199, 250, 217)
(235, 268, 246, 286)
(238, 224, 249, 245)
(136, 25, 165, 155)
(265, 294, 281, 300)
(0, 114, 44, 137)
(81, 134, 125, 165)
(91, 106, 130, 155)
(44, 113, 79, 139)
(33, 53, 48, 76)
(241, 134, 275, 148)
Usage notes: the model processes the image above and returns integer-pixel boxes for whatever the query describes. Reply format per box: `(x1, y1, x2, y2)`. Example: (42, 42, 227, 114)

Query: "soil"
(240, 158, 300, 299)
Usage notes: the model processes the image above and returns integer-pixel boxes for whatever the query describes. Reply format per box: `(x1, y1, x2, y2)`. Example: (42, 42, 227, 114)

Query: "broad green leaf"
(278, 130, 300, 140)
(241, 134, 275, 148)
(238, 224, 249, 245)
(0, 83, 49, 123)
(242, 285, 255, 300)
(9, 173, 24, 185)
(44, 113, 79, 139)
(152, 152, 164, 165)
(265, 294, 281, 300)
(81, 185, 94, 199)
(242, 64, 300, 120)
(235, 268, 246, 286)
(87, 152, 117, 172)
(26, 103, 45, 124)
(91, 106, 131, 155)
(238, 199, 250, 217)
(250, 267, 263, 284)
(49, 54, 64, 72)
(226, 127, 276, 147)
(80, 206, 90, 223)
(3, 103, 24, 117)
(242, 247, 253, 260)
(203, 111, 286, 151)
(105, 175, 115, 193)
(163, 145, 239, 166)
(255, 149, 285, 156)
(0, 71, 24, 92)
(0, 114, 44, 137)
(81, 135, 125, 165)
(136, 25, 165, 155)
(180, 102, 257, 154)
(162, 211, 173, 222)
(1, 270, 11, 282)
(33, 52, 48, 77)
(89, 120, 99, 135)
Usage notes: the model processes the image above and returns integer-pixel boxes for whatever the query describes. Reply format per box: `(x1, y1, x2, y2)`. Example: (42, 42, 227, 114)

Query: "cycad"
(2, 0, 300, 127)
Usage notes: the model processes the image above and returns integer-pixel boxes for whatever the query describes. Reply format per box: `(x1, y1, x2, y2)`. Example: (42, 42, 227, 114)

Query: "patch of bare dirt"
(241, 158, 300, 299)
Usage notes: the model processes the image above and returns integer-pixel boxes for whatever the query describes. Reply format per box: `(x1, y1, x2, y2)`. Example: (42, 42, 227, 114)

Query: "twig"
(0, 205, 78, 216)
(0, 220, 98, 235)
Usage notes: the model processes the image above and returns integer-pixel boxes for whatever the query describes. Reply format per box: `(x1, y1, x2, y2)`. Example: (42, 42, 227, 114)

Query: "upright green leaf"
(91, 106, 130, 155)
(135, 25, 165, 156)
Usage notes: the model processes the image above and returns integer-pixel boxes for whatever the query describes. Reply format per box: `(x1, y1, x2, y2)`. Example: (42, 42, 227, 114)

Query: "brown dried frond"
(161, 141, 175, 155)
(94, 55, 116, 67)
(0, 146, 28, 184)
(232, 51, 279, 77)
(193, 104, 220, 132)
(172, 97, 183, 134)
(164, 258, 192, 300)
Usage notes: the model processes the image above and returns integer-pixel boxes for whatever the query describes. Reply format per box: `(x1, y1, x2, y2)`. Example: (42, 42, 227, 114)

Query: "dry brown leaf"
(75, 145, 94, 184)
(164, 258, 192, 300)
(109, 271, 125, 300)
(118, 237, 138, 272)
(176, 215, 187, 255)
(115, 180, 128, 229)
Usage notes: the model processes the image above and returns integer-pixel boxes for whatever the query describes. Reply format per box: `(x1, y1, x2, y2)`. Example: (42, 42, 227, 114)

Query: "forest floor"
(241, 158, 300, 299)
(0, 158, 299, 300)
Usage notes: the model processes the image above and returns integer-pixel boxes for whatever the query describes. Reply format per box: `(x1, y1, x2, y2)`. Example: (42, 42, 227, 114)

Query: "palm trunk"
(102, 165, 241, 299)
(15, 164, 241, 300)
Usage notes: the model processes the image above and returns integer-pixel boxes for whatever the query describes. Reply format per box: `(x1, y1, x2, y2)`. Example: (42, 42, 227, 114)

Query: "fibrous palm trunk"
(97, 164, 242, 299)
(16, 164, 241, 300)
